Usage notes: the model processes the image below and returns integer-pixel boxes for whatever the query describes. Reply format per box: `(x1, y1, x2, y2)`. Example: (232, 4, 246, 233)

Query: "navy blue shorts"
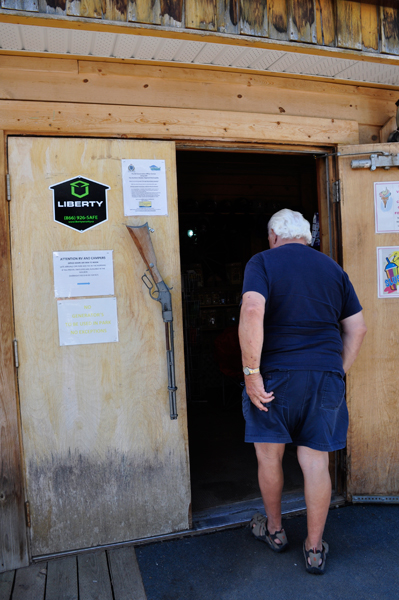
(242, 370, 348, 452)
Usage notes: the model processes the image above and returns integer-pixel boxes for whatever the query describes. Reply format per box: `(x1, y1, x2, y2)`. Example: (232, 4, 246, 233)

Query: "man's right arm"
(340, 311, 367, 373)
(239, 291, 274, 412)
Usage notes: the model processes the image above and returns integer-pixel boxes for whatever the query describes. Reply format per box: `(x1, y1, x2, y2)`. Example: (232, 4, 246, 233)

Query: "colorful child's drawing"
(383, 251, 399, 294)
(379, 187, 392, 211)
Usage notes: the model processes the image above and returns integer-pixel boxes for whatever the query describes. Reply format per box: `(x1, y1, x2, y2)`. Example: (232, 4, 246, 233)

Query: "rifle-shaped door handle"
(126, 223, 178, 420)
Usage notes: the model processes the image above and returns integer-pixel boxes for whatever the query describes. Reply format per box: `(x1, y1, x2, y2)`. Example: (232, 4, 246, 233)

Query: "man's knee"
(255, 442, 285, 465)
(297, 445, 329, 472)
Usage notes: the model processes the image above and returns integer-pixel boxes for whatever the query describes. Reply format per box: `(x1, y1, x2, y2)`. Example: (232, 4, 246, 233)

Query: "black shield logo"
(50, 176, 110, 232)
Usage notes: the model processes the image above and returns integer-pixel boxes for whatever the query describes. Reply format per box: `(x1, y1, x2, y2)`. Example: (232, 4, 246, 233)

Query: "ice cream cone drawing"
(379, 187, 391, 209)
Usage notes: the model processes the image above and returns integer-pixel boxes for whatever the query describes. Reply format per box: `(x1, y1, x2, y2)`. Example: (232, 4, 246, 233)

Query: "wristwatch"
(243, 366, 260, 375)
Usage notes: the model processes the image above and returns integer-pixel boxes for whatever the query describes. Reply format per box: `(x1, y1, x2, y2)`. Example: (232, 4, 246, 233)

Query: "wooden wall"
(0, 54, 397, 146)
(2, 0, 399, 56)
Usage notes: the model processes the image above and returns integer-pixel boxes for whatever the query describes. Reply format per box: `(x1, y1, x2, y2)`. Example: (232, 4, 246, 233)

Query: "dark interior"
(177, 150, 320, 513)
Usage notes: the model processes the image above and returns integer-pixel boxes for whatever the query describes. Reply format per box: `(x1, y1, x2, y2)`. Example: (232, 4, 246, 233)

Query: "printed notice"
(377, 247, 399, 298)
(57, 297, 119, 346)
(122, 159, 168, 216)
(374, 181, 399, 233)
(53, 251, 114, 298)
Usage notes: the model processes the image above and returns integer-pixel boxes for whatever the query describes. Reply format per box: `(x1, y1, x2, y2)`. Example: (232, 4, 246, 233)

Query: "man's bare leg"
(254, 442, 286, 535)
(297, 446, 331, 555)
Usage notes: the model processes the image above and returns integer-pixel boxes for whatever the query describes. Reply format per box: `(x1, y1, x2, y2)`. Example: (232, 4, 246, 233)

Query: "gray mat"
(136, 504, 399, 600)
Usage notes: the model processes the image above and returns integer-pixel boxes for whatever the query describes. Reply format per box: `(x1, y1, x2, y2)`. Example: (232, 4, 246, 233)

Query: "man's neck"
(273, 237, 308, 248)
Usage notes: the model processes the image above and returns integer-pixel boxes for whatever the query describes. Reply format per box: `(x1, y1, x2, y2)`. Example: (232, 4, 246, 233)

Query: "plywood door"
(339, 143, 399, 498)
(8, 137, 190, 556)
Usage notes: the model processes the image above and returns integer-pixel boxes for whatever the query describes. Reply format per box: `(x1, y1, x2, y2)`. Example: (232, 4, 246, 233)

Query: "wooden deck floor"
(0, 546, 147, 600)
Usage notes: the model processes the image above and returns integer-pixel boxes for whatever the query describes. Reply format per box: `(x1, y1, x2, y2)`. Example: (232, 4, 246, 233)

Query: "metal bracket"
(6, 174, 11, 201)
(351, 153, 399, 171)
(332, 180, 341, 203)
(352, 495, 399, 504)
(13, 339, 19, 368)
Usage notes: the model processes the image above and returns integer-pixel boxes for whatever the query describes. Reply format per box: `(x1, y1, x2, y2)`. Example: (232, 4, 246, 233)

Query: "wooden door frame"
(0, 131, 341, 571)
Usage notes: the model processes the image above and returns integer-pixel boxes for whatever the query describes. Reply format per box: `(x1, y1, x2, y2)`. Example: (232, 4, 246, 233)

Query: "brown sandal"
(250, 512, 289, 553)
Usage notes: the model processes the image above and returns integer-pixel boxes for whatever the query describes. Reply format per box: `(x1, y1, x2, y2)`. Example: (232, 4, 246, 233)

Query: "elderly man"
(239, 209, 366, 575)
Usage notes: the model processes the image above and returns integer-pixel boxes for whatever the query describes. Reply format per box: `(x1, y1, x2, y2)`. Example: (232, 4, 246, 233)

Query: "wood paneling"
(45, 557, 78, 600)
(217, 0, 238, 33)
(0, 131, 29, 573)
(337, 0, 362, 50)
(185, 0, 216, 30)
(268, 0, 289, 40)
(0, 100, 359, 144)
(339, 142, 399, 498)
(0, 57, 395, 130)
(315, 0, 335, 46)
(128, 0, 160, 24)
(9, 138, 190, 554)
(67, 0, 104, 18)
(12, 564, 46, 600)
(160, 0, 183, 27)
(78, 553, 112, 600)
(3, 0, 399, 57)
(361, 2, 379, 52)
(108, 546, 146, 600)
(381, 6, 399, 56)
(290, 0, 316, 44)
(240, 0, 268, 37)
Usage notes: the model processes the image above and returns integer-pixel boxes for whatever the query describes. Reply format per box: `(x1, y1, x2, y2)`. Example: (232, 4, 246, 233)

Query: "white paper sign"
(122, 159, 168, 216)
(374, 181, 399, 233)
(53, 251, 114, 298)
(57, 297, 119, 346)
(377, 247, 399, 298)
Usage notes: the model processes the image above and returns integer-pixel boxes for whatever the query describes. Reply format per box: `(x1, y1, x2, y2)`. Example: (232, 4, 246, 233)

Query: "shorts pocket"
(321, 372, 345, 410)
(263, 371, 290, 408)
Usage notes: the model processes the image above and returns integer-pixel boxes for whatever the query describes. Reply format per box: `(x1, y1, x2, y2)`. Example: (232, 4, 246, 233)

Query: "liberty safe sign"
(50, 176, 110, 232)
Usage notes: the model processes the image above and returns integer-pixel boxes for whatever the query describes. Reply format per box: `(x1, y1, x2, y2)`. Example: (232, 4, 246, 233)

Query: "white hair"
(268, 209, 312, 244)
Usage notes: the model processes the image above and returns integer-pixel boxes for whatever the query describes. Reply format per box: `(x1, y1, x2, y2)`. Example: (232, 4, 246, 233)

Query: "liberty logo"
(50, 176, 109, 232)
(70, 180, 89, 199)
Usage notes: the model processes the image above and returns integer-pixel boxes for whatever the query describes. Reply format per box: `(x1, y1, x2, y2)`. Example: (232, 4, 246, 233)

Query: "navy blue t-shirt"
(241, 244, 362, 375)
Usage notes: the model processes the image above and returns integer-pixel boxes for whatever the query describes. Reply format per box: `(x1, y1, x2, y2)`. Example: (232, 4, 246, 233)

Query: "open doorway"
(177, 149, 320, 514)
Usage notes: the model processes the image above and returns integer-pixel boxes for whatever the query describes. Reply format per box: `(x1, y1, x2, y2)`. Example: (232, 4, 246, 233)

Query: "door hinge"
(332, 180, 341, 203)
(13, 339, 19, 368)
(25, 501, 31, 528)
(6, 174, 11, 202)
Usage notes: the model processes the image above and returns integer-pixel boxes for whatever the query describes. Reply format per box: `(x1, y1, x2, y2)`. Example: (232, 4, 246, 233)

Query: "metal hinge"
(13, 339, 19, 368)
(351, 153, 399, 171)
(6, 174, 11, 202)
(25, 501, 31, 528)
(332, 180, 341, 203)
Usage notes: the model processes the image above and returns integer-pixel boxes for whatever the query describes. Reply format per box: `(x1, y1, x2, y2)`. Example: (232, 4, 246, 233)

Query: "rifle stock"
(126, 223, 162, 284)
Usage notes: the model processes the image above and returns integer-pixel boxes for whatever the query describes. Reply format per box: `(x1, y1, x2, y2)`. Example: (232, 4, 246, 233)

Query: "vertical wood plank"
(315, 0, 335, 46)
(381, 6, 399, 56)
(12, 564, 46, 600)
(0, 570, 15, 600)
(160, 0, 183, 27)
(217, 0, 239, 33)
(38, 0, 66, 14)
(1, 0, 38, 11)
(361, 2, 379, 52)
(78, 552, 113, 600)
(45, 556, 78, 600)
(185, 0, 217, 30)
(337, 0, 362, 50)
(268, 0, 289, 41)
(289, 0, 316, 43)
(240, 0, 267, 37)
(67, 0, 104, 18)
(103, 0, 127, 21)
(108, 547, 147, 600)
(0, 130, 29, 574)
(128, 0, 161, 24)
